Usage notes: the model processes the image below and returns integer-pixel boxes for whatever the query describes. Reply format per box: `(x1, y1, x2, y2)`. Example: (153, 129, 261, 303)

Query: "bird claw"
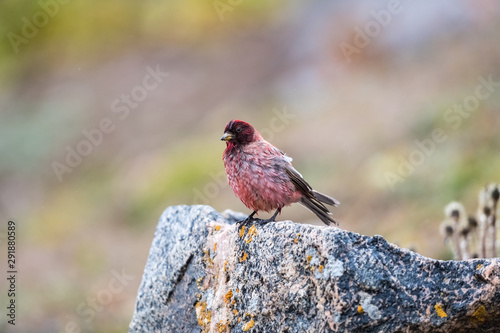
(236, 210, 277, 228)
(236, 211, 258, 227)
(256, 208, 280, 225)
(236, 217, 256, 227)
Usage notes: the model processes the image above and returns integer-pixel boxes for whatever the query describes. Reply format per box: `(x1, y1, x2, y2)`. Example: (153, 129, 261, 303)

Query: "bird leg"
(237, 211, 257, 226)
(258, 208, 281, 225)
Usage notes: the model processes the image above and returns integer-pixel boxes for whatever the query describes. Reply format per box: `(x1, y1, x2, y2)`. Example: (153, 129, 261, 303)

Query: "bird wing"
(285, 160, 340, 207)
(285, 164, 313, 196)
(259, 141, 340, 208)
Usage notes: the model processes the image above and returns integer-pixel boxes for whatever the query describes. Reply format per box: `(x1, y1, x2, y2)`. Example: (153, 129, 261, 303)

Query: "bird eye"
(236, 127, 242, 133)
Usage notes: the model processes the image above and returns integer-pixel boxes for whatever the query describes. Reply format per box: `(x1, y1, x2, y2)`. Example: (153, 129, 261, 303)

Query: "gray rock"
(129, 205, 500, 333)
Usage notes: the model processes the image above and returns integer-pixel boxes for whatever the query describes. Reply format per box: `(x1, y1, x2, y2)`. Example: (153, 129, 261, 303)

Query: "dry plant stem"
(491, 200, 497, 258)
(467, 217, 478, 258)
(452, 217, 462, 260)
(459, 239, 469, 260)
(459, 231, 470, 260)
(480, 214, 488, 258)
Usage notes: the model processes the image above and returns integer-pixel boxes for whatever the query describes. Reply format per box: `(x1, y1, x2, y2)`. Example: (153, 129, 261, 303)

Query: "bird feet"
(254, 209, 280, 226)
(236, 209, 281, 227)
(237, 211, 258, 227)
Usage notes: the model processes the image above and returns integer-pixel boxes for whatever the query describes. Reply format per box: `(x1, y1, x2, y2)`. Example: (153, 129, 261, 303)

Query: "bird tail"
(311, 190, 340, 207)
(300, 194, 339, 226)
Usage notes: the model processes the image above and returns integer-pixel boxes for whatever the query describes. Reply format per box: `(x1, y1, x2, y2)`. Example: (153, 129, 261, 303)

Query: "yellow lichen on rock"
(245, 224, 258, 244)
(239, 226, 245, 238)
(202, 248, 214, 269)
(435, 304, 447, 318)
(472, 305, 488, 323)
(240, 252, 248, 262)
(216, 320, 228, 332)
(242, 319, 255, 331)
(196, 276, 204, 289)
(248, 224, 257, 236)
(195, 301, 211, 331)
(294, 233, 301, 243)
(357, 305, 364, 314)
(215, 225, 221, 231)
(224, 289, 233, 304)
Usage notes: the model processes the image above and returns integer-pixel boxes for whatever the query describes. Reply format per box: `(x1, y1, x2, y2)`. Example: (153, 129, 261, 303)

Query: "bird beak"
(221, 132, 234, 141)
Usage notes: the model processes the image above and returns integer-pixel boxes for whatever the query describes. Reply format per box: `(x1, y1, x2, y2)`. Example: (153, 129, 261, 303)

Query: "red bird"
(221, 120, 339, 226)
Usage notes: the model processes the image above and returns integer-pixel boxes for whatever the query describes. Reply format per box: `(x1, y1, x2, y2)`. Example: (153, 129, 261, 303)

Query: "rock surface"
(129, 205, 500, 333)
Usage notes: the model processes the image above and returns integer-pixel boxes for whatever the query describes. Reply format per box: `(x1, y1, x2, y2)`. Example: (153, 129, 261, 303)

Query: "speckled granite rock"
(129, 205, 500, 333)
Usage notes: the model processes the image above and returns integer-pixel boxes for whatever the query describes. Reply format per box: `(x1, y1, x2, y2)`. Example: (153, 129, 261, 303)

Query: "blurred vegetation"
(1, 1, 500, 332)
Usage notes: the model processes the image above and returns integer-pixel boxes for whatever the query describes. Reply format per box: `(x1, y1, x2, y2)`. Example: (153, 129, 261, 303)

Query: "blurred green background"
(1, 0, 500, 332)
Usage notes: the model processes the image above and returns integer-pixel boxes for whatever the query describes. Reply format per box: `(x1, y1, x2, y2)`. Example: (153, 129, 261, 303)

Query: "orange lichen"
(215, 225, 221, 231)
(472, 305, 488, 323)
(214, 243, 218, 252)
(195, 301, 211, 329)
(476, 264, 483, 270)
(319, 265, 324, 273)
(237, 288, 239, 293)
(233, 309, 238, 315)
(216, 320, 228, 332)
(240, 252, 248, 262)
(224, 289, 233, 304)
(196, 276, 204, 289)
(357, 305, 364, 314)
(248, 224, 257, 236)
(435, 304, 447, 318)
(242, 319, 255, 331)
(238, 317, 241, 323)
(245, 224, 257, 243)
(307, 255, 312, 263)
(202, 248, 214, 269)
(239, 226, 246, 238)
(223, 260, 228, 272)
(294, 233, 301, 243)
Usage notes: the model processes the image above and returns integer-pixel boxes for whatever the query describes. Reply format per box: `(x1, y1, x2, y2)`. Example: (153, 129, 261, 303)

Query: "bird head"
(221, 120, 256, 146)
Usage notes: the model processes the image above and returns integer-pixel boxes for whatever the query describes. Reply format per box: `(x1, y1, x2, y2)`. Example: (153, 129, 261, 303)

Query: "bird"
(221, 120, 340, 226)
